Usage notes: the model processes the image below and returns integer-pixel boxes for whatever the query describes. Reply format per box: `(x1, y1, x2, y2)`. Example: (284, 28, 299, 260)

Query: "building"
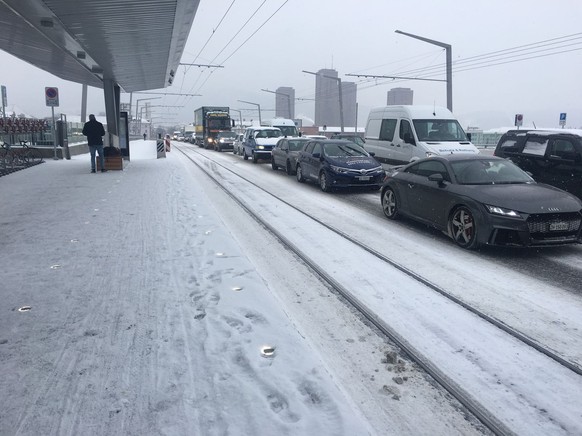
(341, 81, 357, 128)
(314, 68, 357, 128)
(387, 87, 413, 105)
(275, 87, 295, 119)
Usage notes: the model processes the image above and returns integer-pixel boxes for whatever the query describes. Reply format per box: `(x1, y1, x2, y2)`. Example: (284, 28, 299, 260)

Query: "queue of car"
(193, 108, 582, 250)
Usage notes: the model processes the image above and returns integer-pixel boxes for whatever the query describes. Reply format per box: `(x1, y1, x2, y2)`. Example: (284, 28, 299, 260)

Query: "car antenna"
(532, 121, 537, 129)
(433, 101, 436, 116)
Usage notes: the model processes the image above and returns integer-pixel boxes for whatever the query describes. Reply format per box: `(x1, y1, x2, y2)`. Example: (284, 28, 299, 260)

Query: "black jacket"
(82, 119, 105, 146)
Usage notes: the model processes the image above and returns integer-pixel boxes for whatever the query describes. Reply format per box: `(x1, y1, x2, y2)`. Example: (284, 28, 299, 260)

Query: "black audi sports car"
(380, 154, 582, 249)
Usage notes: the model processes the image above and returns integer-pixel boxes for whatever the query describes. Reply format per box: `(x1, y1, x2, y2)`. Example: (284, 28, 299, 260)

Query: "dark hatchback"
(494, 129, 582, 200)
(380, 154, 582, 249)
(295, 139, 385, 192)
(271, 137, 310, 175)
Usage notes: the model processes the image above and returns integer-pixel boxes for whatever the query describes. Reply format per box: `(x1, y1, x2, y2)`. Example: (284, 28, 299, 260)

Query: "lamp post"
(230, 109, 243, 130)
(135, 97, 161, 121)
(237, 100, 262, 125)
(260, 89, 292, 119)
(302, 70, 344, 133)
(395, 30, 452, 112)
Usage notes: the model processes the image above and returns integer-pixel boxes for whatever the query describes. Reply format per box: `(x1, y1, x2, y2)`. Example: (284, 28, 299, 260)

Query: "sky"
(2, 0, 582, 130)
(2, 140, 582, 435)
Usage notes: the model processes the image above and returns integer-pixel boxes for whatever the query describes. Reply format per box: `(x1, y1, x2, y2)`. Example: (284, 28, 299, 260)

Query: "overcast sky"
(2, 0, 582, 130)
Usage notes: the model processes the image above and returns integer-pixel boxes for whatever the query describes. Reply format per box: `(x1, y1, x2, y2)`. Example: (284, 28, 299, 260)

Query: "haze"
(1, 0, 581, 130)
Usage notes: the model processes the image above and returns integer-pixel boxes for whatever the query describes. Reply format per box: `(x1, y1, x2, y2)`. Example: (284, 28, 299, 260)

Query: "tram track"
(176, 144, 582, 435)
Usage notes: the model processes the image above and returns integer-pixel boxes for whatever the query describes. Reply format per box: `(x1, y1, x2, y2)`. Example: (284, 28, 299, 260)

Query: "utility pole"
(237, 100, 262, 125)
(395, 30, 453, 112)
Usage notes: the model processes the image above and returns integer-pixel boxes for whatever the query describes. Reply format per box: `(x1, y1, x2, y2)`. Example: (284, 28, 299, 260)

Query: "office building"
(314, 68, 357, 128)
(387, 87, 413, 105)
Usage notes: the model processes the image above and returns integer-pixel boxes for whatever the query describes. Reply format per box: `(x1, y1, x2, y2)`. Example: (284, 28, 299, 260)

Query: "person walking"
(82, 114, 106, 173)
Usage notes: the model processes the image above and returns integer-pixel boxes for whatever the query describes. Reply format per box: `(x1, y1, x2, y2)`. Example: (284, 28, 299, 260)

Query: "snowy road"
(178, 143, 582, 434)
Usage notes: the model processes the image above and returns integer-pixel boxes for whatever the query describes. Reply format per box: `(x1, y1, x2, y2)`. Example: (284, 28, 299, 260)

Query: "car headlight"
(485, 204, 522, 218)
(257, 145, 265, 150)
(330, 165, 349, 173)
(208, 138, 214, 143)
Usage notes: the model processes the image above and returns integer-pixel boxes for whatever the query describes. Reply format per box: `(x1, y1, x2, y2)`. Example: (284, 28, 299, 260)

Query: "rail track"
(176, 144, 582, 435)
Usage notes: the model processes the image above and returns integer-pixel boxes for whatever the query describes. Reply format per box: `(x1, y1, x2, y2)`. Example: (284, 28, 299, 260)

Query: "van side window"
(399, 120, 414, 144)
(365, 119, 382, 140)
(379, 119, 397, 141)
(499, 139, 518, 150)
(550, 139, 578, 160)
(522, 136, 548, 156)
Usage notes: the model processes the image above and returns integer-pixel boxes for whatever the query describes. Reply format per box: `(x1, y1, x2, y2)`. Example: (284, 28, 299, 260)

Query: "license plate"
(357, 176, 370, 181)
(549, 221, 568, 231)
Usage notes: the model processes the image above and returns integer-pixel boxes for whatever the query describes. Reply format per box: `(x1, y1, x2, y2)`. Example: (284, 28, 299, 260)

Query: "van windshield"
(276, 126, 299, 137)
(413, 120, 468, 142)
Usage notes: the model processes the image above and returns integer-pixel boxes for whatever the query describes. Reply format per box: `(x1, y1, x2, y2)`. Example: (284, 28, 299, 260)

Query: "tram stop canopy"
(0, 0, 200, 93)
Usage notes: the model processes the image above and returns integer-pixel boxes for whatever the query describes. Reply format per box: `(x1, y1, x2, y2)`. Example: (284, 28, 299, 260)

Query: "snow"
(1, 140, 581, 435)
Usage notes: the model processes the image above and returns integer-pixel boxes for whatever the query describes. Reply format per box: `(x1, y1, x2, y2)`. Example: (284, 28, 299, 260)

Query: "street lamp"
(135, 97, 161, 121)
(260, 89, 292, 119)
(230, 109, 243, 129)
(302, 70, 344, 133)
(237, 100, 262, 125)
(395, 29, 452, 111)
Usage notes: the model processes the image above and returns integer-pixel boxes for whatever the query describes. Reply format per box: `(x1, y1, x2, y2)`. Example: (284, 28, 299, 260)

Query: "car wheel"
(381, 187, 400, 219)
(252, 153, 258, 164)
(216, 145, 222, 152)
(319, 171, 331, 192)
(243, 150, 249, 161)
(449, 206, 480, 250)
(296, 165, 305, 183)
(286, 160, 293, 175)
(271, 158, 278, 170)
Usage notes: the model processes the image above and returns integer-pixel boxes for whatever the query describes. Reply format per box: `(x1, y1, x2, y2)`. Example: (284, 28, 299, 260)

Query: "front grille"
(527, 212, 582, 234)
(343, 168, 382, 176)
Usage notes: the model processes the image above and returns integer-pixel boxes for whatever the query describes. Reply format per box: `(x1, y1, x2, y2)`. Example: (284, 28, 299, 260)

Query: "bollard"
(156, 139, 166, 159)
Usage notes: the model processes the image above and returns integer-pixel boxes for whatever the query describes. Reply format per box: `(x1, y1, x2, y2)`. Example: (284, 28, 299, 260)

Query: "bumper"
(328, 171, 385, 188)
(480, 212, 582, 247)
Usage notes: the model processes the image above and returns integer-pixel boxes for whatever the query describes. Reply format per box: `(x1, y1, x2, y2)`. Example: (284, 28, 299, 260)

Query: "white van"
(261, 118, 299, 137)
(364, 105, 479, 165)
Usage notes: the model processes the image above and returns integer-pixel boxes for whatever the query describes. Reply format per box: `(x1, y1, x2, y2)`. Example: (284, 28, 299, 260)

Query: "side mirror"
(312, 152, 321, 159)
(466, 132, 472, 141)
(428, 173, 445, 185)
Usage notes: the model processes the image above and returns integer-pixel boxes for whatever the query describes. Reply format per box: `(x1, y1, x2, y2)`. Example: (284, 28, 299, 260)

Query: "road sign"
(45, 87, 59, 107)
(514, 114, 523, 127)
(559, 112, 567, 126)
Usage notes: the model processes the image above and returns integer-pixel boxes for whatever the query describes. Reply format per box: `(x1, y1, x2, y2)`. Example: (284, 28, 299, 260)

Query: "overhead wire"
(181, 0, 290, 108)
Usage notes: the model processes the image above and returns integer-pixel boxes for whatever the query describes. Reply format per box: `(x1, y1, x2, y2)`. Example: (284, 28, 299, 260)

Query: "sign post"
(514, 114, 523, 129)
(559, 112, 567, 128)
(45, 87, 59, 159)
(1, 85, 6, 133)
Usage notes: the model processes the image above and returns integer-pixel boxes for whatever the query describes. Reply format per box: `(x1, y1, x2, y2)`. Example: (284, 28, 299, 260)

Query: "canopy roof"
(0, 0, 199, 92)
